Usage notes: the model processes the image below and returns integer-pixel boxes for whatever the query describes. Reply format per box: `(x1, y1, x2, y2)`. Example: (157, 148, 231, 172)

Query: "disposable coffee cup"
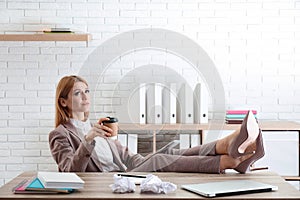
(102, 117, 118, 137)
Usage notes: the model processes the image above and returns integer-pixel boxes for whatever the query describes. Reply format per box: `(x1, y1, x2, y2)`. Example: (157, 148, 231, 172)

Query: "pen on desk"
(117, 174, 147, 178)
(250, 166, 269, 171)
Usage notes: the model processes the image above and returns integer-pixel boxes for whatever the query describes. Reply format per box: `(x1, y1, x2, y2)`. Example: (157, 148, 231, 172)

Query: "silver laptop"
(181, 180, 278, 198)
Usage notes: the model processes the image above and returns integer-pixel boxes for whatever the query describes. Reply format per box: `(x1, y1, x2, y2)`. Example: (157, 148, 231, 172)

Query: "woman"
(49, 75, 264, 174)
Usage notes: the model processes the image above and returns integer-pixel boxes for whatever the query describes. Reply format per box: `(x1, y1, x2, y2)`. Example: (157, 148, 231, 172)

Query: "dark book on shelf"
(225, 120, 243, 124)
(43, 28, 73, 33)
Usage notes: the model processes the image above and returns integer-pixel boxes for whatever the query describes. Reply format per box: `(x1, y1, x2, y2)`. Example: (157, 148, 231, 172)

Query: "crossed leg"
(132, 111, 263, 174)
(168, 111, 261, 173)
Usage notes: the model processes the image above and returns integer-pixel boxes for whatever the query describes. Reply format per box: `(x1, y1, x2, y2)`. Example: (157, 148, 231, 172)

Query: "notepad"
(181, 180, 278, 198)
(37, 172, 84, 189)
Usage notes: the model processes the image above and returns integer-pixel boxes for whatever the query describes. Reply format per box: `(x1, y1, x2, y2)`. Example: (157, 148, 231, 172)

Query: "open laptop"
(181, 180, 278, 198)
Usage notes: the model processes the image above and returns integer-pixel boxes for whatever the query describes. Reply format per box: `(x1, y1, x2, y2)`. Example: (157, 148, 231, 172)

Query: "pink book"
(226, 110, 257, 115)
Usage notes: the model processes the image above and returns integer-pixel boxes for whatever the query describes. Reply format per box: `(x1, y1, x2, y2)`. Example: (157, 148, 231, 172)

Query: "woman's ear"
(59, 98, 67, 107)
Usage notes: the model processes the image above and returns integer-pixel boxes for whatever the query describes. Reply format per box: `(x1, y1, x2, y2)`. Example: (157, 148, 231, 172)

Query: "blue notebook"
(26, 177, 74, 193)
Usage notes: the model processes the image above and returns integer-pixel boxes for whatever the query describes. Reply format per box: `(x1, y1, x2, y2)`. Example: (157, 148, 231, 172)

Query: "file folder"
(128, 134, 138, 154)
(177, 83, 194, 124)
(162, 83, 177, 124)
(120, 83, 146, 124)
(180, 134, 190, 149)
(194, 83, 208, 124)
(117, 134, 127, 147)
(139, 83, 146, 124)
(190, 134, 200, 147)
(146, 83, 163, 124)
(154, 83, 163, 124)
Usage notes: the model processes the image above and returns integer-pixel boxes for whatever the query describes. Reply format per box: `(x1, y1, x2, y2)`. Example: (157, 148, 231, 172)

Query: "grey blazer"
(49, 121, 145, 172)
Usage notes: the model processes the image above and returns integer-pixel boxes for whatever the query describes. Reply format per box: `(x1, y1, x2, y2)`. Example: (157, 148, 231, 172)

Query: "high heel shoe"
(228, 110, 260, 158)
(234, 131, 265, 173)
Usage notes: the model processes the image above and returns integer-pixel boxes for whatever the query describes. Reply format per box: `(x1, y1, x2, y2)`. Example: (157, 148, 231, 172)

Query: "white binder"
(180, 134, 190, 149)
(119, 83, 146, 124)
(127, 134, 138, 154)
(154, 83, 163, 124)
(117, 134, 137, 154)
(194, 83, 208, 124)
(190, 134, 200, 147)
(117, 134, 127, 147)
(139, 83, 146, 124)
(177, 83, 194, 124)
(146, 83, 163, 124)
(180, 134, 200, 149)
(163, 83, 177, 124)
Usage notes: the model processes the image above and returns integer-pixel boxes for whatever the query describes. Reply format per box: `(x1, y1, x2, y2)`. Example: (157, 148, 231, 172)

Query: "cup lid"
(103, 117, 118, 123)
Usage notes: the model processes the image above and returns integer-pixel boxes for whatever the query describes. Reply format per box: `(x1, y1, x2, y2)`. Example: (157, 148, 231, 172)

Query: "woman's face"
(63, 81, 90, 118)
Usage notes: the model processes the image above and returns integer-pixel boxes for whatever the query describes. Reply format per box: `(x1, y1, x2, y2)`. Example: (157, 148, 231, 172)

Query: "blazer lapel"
(63, 120, 103, 171)
(63, 121, 83, 141)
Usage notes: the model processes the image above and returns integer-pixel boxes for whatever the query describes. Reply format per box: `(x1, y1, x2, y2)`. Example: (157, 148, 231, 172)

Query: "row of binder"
(125, 82, 208, 124)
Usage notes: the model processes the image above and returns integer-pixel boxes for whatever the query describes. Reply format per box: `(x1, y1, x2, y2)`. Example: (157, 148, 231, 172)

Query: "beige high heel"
(234, 131, 265, 173)
(228, 110, 260, 158)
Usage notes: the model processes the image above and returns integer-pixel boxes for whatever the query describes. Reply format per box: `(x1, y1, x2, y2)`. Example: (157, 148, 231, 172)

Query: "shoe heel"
(228, 111, 250, 158)
(228, 110, 259, 158)
(234, 132, 265, 173)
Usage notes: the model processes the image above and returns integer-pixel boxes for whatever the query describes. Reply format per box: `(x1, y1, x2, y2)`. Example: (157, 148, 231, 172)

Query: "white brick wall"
(0, 0, 299, 186)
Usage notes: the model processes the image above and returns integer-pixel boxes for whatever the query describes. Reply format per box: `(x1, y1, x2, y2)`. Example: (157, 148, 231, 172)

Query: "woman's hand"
(84, 118, 114, 143)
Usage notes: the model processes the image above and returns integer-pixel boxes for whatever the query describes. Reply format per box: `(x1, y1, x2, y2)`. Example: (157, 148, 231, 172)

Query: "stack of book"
(13, 172, 84, 194)
(225, 110, 257, 124)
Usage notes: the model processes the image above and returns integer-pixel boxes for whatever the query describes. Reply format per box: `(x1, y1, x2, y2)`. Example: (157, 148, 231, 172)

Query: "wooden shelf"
(118, 121, 300, 131)
(0, 33, 91, 41)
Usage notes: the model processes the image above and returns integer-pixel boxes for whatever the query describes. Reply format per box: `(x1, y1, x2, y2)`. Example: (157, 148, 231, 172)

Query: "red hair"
(55, 75, 89, 127)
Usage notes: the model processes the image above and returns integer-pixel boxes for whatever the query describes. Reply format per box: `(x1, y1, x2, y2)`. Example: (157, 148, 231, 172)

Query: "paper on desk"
(140, 174, 177, 194)
(110, 174, 136, 193)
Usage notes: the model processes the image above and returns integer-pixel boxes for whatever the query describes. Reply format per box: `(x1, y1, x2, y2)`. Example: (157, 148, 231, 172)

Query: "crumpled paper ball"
(110, 174, 136, 193)
(140, 174, 177, 194)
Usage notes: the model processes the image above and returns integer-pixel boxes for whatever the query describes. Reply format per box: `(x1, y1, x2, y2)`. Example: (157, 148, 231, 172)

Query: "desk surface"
(0, 171, 299, 200)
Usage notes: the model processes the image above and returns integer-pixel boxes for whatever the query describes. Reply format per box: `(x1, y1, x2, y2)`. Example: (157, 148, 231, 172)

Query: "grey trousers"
(130, 141, 221, 174)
